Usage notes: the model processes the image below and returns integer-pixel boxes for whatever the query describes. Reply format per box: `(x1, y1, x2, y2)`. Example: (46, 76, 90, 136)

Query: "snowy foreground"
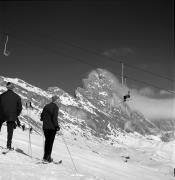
(0, 126, 175, 180)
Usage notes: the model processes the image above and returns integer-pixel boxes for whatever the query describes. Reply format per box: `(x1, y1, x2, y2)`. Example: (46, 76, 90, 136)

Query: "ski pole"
(42, 131, 45, 156)
(61, 134, 78, 174)
(28, 126, 32, 158)
(26, 101, 34, 158)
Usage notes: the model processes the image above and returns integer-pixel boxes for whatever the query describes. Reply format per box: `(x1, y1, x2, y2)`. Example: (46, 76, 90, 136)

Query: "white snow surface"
(60, 94, 79, 107)
(0, 126, 175, 180)
(1, 77, 51, 98)
(0, 86, 6, 92)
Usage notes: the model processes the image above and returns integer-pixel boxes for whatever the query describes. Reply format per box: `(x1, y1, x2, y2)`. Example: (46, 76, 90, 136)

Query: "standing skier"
(0, 82, 22, 149)
(40, 95, 60, 162)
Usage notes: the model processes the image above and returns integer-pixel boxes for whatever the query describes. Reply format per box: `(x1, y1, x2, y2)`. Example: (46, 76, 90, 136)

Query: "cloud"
(159, 90, 175, 95)
(129, 87, 175, 120)
(128, 94, 175, 120)
(128, 87, 175, 120)
(86, 68, 175, 120)
(103, 48, 135, 59)
(136, 87, 155, 97)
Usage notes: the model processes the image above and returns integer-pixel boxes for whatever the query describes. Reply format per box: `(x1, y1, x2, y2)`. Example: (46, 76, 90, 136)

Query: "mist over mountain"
(0, 69, 174, 143)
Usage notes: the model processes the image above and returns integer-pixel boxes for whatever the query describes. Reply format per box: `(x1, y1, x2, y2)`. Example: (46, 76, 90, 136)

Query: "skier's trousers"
(7, 121, 15, 148)
(43, 129, 56, 159)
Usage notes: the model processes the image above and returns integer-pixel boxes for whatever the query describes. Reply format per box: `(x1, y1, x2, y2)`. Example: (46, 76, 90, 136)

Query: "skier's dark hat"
(6, 82, 15, 90)
(52, 95, 58, 102)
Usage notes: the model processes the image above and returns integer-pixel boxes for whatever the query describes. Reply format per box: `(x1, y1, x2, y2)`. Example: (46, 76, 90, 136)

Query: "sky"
(0, 0, 174, 95)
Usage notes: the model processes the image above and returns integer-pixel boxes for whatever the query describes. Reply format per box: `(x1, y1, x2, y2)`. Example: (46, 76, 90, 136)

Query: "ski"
(53, 160, 62, 165)
(0, 146, 6, 150)
(36, 160, 62, 165)
(2, 148, 14, 155)
(2, 150, 10, 155)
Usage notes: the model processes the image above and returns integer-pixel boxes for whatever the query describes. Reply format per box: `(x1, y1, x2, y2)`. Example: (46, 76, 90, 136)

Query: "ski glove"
(16, 118, 21, 127)
(55, 126, 60, 131)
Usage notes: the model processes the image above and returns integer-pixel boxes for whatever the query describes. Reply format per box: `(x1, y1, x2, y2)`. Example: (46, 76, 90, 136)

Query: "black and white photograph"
(0, 0, 174, 179)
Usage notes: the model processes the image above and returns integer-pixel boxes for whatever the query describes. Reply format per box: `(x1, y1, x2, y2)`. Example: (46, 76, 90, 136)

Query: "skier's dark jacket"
(0, 90, 22, 122)
(40, 102, 59, 130)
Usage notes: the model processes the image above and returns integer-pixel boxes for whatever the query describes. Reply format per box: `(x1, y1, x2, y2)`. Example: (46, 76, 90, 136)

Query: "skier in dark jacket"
(0, 82, 22, 149)
(40, 95, 60, 162)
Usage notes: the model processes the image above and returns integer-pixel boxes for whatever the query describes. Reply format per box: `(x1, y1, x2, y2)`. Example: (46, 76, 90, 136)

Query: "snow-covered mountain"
(0, 73, 173, 144)
(1, 75, 175, 179)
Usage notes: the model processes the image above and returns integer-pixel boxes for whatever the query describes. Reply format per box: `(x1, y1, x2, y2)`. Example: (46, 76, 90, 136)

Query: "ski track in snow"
(0, 127, 175, 180)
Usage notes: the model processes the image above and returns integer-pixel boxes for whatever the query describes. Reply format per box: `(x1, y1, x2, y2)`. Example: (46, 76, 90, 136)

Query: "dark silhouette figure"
(123, 91, 130, 102)
(22, 124, 25, 131)
(0, 82, 22, 149)
(40, 96, 60, 162)
(26, 101, 33, 110)
(29, 127, 33, 133)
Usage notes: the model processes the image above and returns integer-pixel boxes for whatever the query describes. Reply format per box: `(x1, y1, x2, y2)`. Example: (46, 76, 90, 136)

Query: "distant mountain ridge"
(0, 75, 173, 142)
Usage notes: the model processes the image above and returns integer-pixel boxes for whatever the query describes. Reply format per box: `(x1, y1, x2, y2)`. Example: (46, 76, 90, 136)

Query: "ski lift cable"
(1, 30, 174, 83)
(21, 29, 175, 82)
(16, 30, 175, 83)
(1, 31, 174, 95)
(1, 31, 96, 68)
(125, 75, 175, 95)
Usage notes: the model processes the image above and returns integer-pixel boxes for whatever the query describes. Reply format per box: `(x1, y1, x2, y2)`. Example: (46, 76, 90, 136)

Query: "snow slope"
(1, 75, 175, 179)
(0, 126, 174, 180)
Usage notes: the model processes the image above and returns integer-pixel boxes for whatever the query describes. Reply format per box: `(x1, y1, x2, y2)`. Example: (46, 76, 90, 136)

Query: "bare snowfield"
(0, 126, 175, 180)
